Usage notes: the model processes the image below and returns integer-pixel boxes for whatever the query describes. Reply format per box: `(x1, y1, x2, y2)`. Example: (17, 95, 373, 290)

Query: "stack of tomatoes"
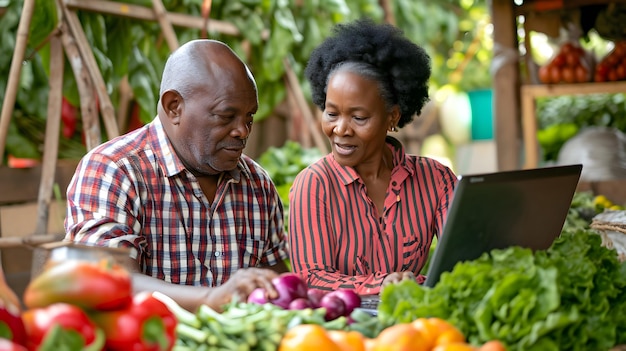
(594, 41, 626, 82)
(538, 42, 591, 84)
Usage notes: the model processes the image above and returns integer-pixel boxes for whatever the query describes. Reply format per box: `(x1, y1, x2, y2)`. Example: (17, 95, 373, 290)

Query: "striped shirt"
(288, 137, 457, 295)
(65, 118, 288, 287)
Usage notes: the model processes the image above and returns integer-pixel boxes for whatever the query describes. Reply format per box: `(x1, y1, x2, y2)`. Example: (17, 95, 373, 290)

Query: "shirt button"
(392, 181, 397, 186)
(214, 252, 222, 257)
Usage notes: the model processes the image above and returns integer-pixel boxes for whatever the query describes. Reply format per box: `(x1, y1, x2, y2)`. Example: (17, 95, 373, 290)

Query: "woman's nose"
(333, 118, 350, 135)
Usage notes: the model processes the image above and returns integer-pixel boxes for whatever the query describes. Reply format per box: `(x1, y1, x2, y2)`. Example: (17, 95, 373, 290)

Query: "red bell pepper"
(0, 264, 27, 346)
(91, 292, 177, 351)
(23, 259, 132, 311)
(22, 303, 105, 351)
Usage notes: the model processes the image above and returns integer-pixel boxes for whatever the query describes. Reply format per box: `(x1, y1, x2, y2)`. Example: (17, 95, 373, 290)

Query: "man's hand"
(206, 267, 281, 310)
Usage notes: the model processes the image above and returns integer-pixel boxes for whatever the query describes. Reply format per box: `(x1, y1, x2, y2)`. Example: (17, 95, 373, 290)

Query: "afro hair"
(304, 18, 431, 128)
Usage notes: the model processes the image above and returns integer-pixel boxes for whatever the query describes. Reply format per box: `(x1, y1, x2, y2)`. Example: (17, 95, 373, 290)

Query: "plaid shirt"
(65, 118, 288, 287)
(289, 137, 457, 295)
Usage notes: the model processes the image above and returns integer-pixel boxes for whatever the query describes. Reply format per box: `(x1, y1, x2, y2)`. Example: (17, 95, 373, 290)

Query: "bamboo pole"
(282, 58, 329, 154)
(0, 0, 35, 165)
(152, 0, 179, 51)
(60, 23, 101, 150)
(0, 235, 65, 249)
(35, 33, 65, 235)
(64, 0, 239, 36)
(60, 4, 120, 143)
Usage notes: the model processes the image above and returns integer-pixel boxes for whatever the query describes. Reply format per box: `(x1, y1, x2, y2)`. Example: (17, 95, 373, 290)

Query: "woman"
(288, 18, 458, 295)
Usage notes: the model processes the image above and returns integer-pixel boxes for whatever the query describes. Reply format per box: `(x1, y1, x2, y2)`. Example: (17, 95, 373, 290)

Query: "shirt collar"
(148, 117, 250, 182)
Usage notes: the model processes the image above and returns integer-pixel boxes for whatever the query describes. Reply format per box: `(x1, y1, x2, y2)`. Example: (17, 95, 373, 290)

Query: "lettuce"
(378, 229, 626, 350)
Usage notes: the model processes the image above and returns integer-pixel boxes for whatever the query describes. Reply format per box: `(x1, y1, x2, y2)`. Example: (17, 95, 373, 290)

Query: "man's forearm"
(131, 273, 214, 312)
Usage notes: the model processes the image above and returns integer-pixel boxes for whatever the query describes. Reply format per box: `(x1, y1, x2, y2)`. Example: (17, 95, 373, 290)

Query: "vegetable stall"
(1, 192, 625, 350)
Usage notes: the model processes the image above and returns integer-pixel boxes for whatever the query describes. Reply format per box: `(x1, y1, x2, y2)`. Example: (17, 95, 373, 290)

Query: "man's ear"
(161, 90, 183, 125)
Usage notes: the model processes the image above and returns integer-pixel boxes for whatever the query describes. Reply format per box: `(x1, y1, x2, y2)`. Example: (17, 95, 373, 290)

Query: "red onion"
(306, 288, 327, 308)
(319, 293, 346, 321)
(325, 289, 361, 315)
(288, 297, 313, 310)
(246, 287, 269, 305)
(269, 273, 308, 309)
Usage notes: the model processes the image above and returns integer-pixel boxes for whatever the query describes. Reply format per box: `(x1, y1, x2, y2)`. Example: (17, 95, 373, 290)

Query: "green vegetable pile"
(169, 299, 383, 351)
(378, 229, 626, 351)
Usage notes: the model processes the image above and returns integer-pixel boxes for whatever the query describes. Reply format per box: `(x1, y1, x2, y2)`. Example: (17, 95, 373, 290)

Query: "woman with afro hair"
(288, 18, 458, 295)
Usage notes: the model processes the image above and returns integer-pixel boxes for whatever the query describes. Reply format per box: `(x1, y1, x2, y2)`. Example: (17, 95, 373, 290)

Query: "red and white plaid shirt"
(65, 118, 288, 287)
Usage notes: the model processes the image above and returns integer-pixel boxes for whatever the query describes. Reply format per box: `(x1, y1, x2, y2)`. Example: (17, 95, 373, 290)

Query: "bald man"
(64, 39, 289, 312)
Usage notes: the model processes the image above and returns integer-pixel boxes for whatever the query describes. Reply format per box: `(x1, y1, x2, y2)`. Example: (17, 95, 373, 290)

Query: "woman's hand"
(381, 271, 415, 287)
(205, 267, 280, 310)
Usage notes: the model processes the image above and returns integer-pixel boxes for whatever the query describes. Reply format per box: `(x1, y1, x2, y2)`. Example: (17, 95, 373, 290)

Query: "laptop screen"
(422, 164, 583, 288)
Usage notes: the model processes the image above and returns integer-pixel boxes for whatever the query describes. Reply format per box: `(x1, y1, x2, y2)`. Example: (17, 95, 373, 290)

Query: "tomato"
(575, 65, 589, 83)
(551, 53, 566, 67)
(613, 45, 626, 59)
(594, 72, 606, 82)
(538, 65, 551, 84)
(561, 66, 575, 83)
(560, 42, 574, 55)
(477, 340, 507, 351)
(371, 323, 429, 351)
(596, 62, 609, 76)
(564, 52, 579, 67)
(616, 63, 626, 80)
(433, 343, 477, 351)
(327, 330, 366, 351)
(549, 65, 561, 83)
(278, 324, 340, 351)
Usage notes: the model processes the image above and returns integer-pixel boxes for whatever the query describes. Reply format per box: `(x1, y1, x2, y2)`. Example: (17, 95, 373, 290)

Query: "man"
(65, 39, 289, 312)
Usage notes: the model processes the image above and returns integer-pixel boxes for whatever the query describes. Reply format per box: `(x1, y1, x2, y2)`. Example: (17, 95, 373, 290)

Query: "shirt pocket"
(400, 233, 427, 271)
(237, 232, 268, 267)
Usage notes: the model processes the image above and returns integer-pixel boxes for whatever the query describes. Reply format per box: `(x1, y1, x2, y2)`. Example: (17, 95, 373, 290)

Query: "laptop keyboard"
(359, 295, 380, 309)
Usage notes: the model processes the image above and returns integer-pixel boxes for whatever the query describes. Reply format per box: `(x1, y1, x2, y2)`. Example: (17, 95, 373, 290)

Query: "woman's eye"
(354, 116, 367, 121)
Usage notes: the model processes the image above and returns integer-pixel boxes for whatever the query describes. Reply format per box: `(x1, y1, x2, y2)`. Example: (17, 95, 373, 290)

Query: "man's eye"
(354, 116, 367, 121)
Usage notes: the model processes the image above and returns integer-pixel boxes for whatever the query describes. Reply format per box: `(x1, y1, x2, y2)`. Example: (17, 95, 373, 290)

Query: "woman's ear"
(161, 90, 183, 125)
(389, 105, 401, 129)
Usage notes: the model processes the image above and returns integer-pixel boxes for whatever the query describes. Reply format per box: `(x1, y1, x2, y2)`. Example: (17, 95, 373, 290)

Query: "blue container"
(467, 89, 494, 140)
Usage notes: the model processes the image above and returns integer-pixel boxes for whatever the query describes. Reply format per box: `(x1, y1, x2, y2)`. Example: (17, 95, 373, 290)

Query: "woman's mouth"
(334, 142, 356, 156)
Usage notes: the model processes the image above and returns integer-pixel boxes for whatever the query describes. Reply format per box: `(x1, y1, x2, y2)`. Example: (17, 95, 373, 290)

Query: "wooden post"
(35, 34, 65, 235)
(490, 0, 521, 171)
(0, 0, 35, 165)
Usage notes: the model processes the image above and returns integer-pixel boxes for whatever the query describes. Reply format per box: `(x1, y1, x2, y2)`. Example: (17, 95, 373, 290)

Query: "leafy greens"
(378, 229, 626, 351)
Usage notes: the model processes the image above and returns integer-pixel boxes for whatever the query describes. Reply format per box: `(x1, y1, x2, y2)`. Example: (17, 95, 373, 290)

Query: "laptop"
(358, 164, 582, 313)
(423, 163, 583, 287)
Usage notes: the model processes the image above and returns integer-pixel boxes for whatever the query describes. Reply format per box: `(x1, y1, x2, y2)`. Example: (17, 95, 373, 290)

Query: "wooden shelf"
(520, 81, 626, 169)
(522, 81, 626, 97)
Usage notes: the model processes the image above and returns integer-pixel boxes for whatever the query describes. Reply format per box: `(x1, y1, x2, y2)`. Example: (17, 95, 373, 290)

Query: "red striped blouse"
(288, 137, 457, 295)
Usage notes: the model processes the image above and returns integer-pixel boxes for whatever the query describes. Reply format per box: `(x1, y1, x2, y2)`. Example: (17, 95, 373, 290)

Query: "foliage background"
(0, 0, 492, 161)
